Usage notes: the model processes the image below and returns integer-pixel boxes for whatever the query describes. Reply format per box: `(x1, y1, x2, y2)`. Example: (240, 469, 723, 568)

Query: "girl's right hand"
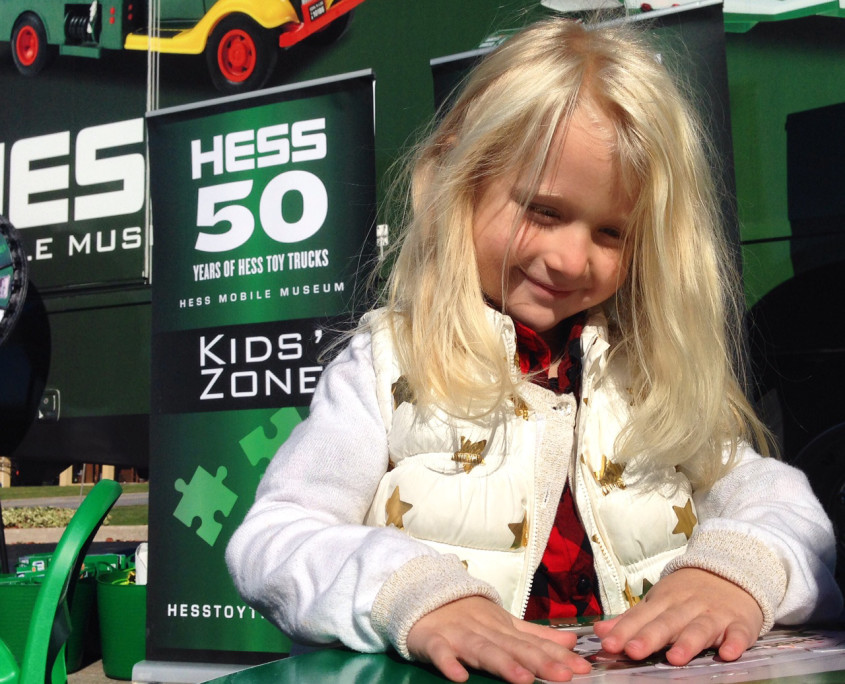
(405, 596, 592, 683)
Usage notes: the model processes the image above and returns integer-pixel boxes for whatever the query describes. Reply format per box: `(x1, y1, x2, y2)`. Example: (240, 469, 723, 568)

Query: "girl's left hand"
(592, 568, 764, 665)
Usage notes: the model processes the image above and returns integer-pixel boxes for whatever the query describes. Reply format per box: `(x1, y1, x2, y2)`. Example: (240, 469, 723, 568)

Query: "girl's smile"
(472, 104, 632, 349)
(524, 275, 575, 298)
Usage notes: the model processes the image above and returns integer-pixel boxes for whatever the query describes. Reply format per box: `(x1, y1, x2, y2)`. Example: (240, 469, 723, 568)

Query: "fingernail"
(625, 639, 645, 655)
(601, 636, 619, 651)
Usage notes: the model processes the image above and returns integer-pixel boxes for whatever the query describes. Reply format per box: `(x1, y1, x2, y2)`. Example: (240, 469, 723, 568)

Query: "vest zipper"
(575, 454, 625, 612)
(518, 485, 540, 619)
(517, 417, 545, 619)
(575, 369, 625, 613)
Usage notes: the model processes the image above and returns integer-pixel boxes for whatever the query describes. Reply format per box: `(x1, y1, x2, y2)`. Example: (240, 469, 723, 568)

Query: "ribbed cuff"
(371, 554, 502, 659)
(662, 529, 787, 634)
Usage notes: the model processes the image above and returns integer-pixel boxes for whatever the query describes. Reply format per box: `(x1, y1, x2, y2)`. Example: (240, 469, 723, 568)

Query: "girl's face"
(473, 106, 632, 349)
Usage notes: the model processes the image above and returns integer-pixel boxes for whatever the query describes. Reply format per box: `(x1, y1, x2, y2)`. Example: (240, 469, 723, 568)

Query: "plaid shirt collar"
(513, 313, 585, 398)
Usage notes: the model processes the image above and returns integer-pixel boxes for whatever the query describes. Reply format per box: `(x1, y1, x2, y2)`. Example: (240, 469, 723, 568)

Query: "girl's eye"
(526, 204, 560, 224)
(599, 226, 623, 240)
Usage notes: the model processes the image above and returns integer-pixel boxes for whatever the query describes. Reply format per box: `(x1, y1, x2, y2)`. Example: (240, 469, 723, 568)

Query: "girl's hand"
(406, 596, 592, 683)
(593, 568, 764, 665)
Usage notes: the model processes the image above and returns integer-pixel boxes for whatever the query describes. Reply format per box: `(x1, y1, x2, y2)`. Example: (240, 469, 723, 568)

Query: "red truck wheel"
(206, 15, 277, 94)
(11, 13, 55, 76)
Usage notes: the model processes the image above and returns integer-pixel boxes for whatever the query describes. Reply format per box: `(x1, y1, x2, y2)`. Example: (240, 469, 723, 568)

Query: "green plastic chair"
(0, 479, 123, 684)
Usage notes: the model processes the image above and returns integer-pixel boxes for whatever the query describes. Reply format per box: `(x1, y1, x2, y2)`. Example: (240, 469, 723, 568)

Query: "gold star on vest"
(623, 580, 641, 607)
(391, 376, 414, 409)
(385, 486, 412, 529)
(512, 395, 530, 420)
(672, 498, 697, 539)
(452, 436, 487, 473)
(508, 511, 529, 549)
(623, 578, 654, 607)
(592, 454, 626, 495)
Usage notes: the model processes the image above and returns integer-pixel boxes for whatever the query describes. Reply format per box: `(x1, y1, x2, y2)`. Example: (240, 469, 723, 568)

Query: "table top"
(208, 627, 845, 684)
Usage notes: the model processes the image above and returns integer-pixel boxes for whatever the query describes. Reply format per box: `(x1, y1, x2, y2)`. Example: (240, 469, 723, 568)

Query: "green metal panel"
(726, 16, 845, 306)
(726, 13, 845, 464)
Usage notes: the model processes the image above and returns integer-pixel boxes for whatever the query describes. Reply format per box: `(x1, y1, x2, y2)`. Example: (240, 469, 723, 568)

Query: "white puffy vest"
(363, 308, 697, 617)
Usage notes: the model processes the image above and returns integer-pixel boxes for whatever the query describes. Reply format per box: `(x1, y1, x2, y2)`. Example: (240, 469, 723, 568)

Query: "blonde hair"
(372, 18, 771, 486)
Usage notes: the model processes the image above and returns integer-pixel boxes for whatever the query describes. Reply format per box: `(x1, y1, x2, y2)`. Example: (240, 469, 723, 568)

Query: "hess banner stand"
(139, 70, 376, 682)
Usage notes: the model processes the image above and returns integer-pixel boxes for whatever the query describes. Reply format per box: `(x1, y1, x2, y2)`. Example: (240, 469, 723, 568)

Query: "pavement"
(2, 491, 148, 684)
(71, 658, 126, 684)
(4, 524, 148, 545)
(2, 490, 148, 547)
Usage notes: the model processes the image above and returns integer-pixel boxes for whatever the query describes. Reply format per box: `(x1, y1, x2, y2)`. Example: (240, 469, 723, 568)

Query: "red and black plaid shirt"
(515, 315, 602, 620)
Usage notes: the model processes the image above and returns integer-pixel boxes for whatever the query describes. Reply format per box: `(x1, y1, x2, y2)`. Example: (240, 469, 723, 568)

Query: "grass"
(0, 483, 149, 501)
(104, 505, 148, 526)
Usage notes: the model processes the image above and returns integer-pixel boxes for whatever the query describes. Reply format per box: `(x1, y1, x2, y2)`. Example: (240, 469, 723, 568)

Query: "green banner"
(146, 71, 376, 662)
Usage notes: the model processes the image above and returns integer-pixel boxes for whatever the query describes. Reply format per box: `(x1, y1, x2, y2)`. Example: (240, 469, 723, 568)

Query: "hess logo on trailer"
(3, 119, 146, 247)
(190, 118, 328, 253)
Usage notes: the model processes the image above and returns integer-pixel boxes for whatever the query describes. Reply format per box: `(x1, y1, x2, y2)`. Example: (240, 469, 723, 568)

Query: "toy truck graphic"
(1, 0, 365, 92)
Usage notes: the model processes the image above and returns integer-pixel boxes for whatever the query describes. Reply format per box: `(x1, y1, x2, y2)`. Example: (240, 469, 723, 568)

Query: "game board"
(541, 627, 845, 682)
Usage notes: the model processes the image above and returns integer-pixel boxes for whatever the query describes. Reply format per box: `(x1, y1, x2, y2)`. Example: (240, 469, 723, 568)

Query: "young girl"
(226, 18, 841, 684)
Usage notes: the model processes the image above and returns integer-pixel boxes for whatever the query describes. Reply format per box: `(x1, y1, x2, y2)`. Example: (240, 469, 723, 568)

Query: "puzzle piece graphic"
(239, 407, 303, 468)
(173, 465, 238, 546)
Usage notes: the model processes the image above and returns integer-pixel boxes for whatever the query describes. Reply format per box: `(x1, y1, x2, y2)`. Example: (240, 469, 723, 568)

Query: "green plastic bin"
(0, 571, 95, 673)
(0, 551, 128, 672)
(0, 574, 40, 665)
(97, 568, 146, 680)
(82, 553, 128, 577)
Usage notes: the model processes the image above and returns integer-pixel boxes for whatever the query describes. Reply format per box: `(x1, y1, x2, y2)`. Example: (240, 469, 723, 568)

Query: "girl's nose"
(543, 225, 590, 278)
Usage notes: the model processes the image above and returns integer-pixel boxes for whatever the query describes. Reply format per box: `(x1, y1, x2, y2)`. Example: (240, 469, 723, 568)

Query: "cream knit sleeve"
(664, 447, 842, 633)
(371, 554, 502, 658)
